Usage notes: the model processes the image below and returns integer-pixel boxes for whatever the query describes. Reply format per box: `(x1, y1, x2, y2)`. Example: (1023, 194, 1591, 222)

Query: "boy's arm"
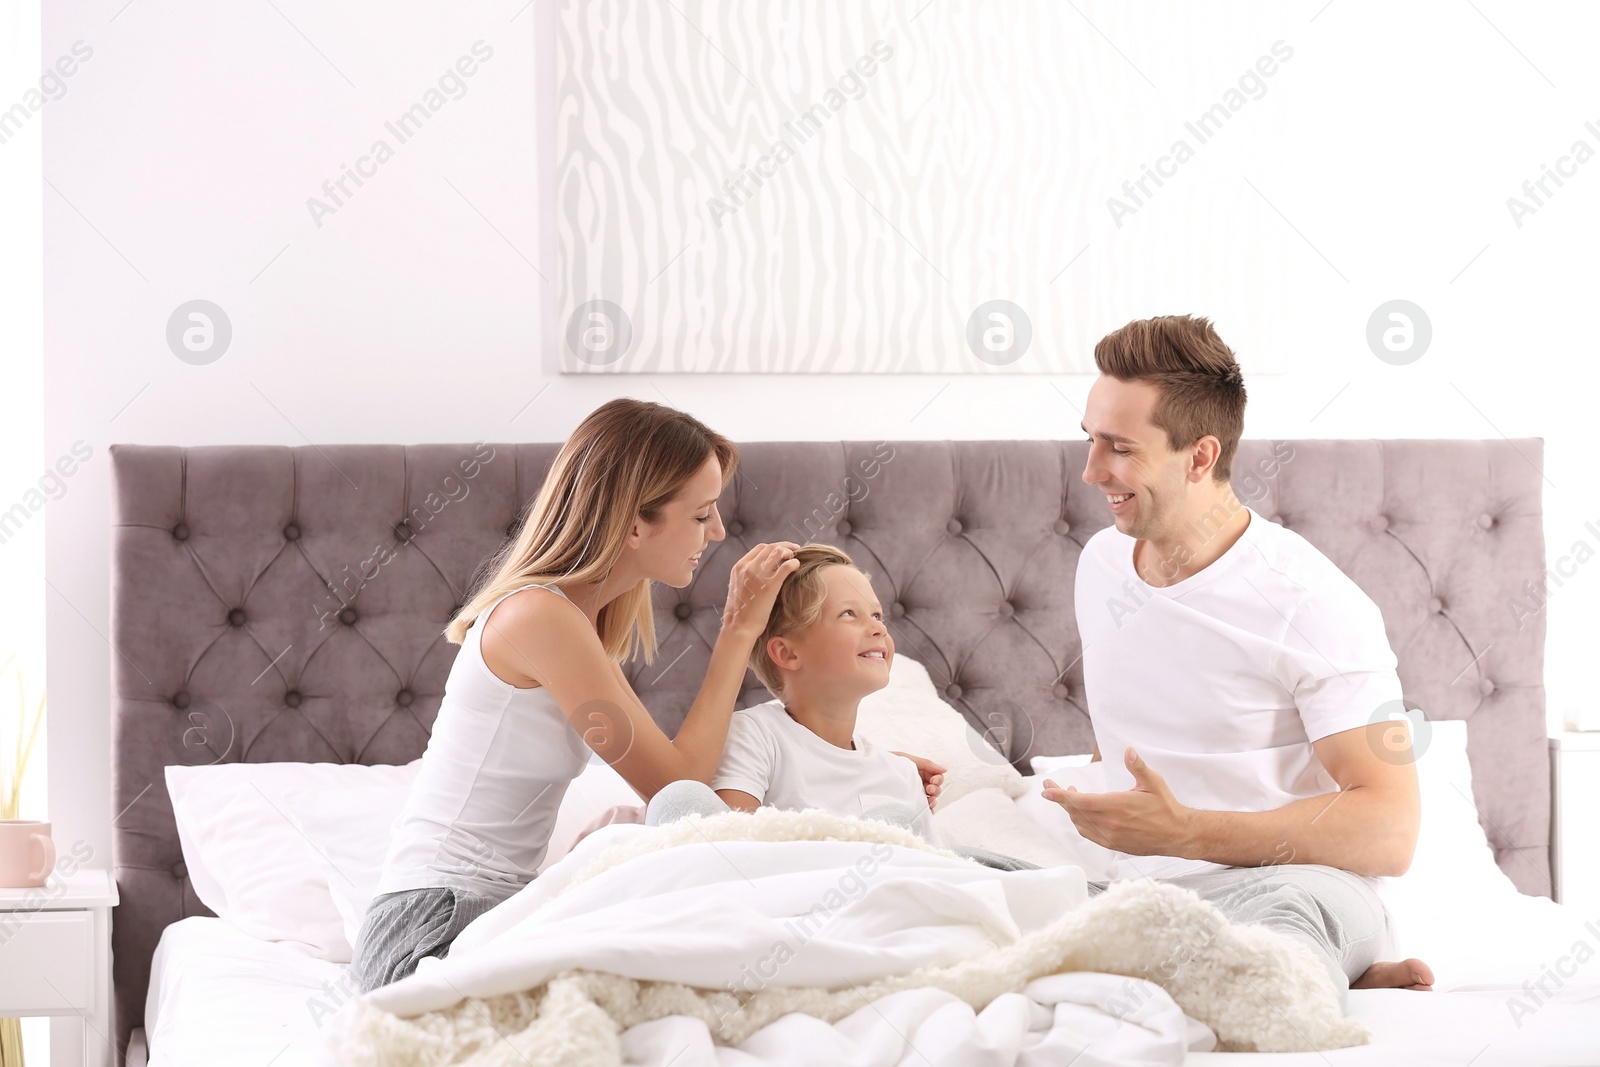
(716, 788, 761, 812)
(709, 709, 773, 811)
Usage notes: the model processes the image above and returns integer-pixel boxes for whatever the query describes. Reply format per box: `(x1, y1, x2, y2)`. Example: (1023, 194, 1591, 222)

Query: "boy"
(645, 544, 938, 840)
(713, 544, 938, 838)
(649, 545, 1035, 875)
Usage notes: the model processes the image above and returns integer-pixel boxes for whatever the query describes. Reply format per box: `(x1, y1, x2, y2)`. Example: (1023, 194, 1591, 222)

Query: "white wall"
(42, 0, 1600, 869)
(2, 0, 48, 827)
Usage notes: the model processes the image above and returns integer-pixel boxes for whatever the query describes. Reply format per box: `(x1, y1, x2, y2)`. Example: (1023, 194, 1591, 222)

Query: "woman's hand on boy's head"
(892, 751, 947, 810)
(721, 541, 801, 637)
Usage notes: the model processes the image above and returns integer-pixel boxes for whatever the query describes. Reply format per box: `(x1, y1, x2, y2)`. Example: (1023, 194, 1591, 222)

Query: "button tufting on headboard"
(106, 437, 1552, 1054)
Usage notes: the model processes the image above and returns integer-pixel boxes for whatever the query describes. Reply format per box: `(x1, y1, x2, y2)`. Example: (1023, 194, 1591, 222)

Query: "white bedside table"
(0, 869, 118, 1067)
(1550, 732, 1600, 913)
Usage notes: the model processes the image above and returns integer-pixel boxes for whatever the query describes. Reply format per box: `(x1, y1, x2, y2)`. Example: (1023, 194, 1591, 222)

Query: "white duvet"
(323, 809, 1362, 1066)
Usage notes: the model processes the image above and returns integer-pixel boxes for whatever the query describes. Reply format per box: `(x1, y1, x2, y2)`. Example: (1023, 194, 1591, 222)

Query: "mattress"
(1191, 984, 1600, 1066)
(146, 771, 1600, 1065)
(145, 916, 352, 1067)
(147, 764, 1600, 1062)
(146, 894, 1600, 1066)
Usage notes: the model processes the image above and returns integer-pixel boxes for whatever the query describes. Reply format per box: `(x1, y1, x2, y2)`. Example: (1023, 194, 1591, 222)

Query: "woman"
(348, 398, 802, 992)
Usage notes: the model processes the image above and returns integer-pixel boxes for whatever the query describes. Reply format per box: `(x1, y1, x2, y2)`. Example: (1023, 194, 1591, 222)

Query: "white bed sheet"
(1191, 984, 1600, 1066)
(145, 828, 1600, 1067)
(145, 909, 1600, 1067)
(146, 915, 352, 1067)
(146, 894, 1600, 1067)
(1003, 774, 1600, 1064)
(1186, 885, 1600, 1064)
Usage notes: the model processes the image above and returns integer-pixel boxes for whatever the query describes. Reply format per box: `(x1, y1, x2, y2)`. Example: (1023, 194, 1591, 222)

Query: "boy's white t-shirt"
(1074, 507, 1402, 881)
(712, 699, 939, 842)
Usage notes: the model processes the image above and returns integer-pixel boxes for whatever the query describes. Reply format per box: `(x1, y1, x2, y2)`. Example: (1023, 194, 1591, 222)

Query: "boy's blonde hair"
(749, 543, 866, 696)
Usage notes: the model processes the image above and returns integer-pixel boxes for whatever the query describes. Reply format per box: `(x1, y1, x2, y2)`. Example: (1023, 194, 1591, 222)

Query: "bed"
(107, 438, 1600, 1065)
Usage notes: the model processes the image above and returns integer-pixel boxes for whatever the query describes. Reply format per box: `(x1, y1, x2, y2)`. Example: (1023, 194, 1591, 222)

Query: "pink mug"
(0, 820, 56, 888)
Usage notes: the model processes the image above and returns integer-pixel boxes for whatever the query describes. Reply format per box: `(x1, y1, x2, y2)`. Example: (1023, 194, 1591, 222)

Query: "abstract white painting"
(557, 2, 1296, 373)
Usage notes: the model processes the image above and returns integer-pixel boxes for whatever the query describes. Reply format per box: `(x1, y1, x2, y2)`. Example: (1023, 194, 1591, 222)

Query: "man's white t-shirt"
(712, 699, 939, 842)
(1074, 507, 1402, 881)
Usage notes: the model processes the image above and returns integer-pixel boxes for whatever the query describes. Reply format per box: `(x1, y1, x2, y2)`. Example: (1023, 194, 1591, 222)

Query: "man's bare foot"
(1352, 958, 1434, 991)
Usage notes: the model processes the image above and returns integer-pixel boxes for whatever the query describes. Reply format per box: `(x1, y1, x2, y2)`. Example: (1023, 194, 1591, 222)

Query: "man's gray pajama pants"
(1091, 862, 1395, 1010)
(653, 783, 1392, 1008)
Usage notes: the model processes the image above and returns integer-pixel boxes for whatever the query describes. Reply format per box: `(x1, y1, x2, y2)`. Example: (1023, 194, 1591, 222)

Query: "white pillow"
(280, 761, 422, 956)
(1028, 753, 1094, 778)
(1013, 763, 1120, 881)
(932, 785, 1085, 869)
(165, 761, 418, 961)
(1374, 718, 1521, 960)
(1401, 719, 1510, 887)
(855, 655, 1026, 804)
(279, 755, 642, 953)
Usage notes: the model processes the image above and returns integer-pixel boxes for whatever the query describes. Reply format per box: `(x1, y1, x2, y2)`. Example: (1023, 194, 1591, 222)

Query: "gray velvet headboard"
(107, 437, 1549, 1055)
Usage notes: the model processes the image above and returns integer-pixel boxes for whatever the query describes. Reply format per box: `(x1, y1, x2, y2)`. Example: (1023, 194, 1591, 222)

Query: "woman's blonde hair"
(445, 398, 738, 665)
(749, 543, 862, 696)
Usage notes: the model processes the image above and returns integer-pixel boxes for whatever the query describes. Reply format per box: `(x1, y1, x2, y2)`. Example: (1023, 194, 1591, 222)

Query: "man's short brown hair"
(1093, 315, 1247, 482)
(748, 543, 861, 696)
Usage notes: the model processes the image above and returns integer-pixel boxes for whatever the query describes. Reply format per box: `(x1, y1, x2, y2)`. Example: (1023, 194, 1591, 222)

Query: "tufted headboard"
(107, 437, 1549, 1054)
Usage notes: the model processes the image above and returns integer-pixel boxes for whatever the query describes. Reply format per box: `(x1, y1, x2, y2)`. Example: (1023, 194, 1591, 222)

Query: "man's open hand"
(1042, 747, 1197, 857)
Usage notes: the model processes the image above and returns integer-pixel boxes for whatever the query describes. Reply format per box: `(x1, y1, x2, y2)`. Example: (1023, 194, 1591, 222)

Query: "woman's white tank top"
(374, 584, 590, 903)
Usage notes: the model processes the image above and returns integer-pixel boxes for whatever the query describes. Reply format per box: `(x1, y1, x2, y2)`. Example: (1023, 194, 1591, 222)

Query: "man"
(1045, 314, 1432, 1008)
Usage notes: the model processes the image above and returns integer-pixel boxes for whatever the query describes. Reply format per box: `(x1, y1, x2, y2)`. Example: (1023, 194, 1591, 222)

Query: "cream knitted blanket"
(332, 809, 1368, 1065)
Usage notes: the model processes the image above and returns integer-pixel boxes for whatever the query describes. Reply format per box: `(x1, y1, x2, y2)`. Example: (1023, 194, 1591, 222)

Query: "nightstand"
(1550, 732, 1600, 913)
(0, 869, 118, 1067)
